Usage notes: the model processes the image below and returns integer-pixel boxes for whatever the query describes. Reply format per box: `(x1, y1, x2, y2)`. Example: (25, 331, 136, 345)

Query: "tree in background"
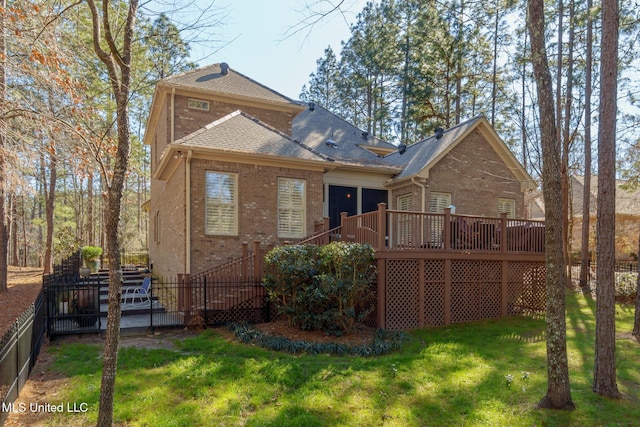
(527, 0, 575, 410)
(0, 0, 6, 291)
(593, 0, 621, 398)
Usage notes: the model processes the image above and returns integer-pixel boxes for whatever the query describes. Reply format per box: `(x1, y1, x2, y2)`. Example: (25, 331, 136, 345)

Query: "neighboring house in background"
(570, 175, 640, 260)
(144, 63, 536, 278)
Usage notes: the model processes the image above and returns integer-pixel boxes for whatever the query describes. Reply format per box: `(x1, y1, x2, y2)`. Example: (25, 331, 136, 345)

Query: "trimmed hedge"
(263, 242, 376, 335)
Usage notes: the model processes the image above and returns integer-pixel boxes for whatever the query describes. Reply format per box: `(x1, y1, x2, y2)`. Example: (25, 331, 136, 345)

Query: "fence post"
(377, 203, 387, 251)
(178, 273, 192, 323)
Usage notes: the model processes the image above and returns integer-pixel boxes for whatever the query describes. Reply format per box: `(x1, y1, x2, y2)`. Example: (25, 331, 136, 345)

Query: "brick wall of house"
(189, 159, 324, 273)
(149, 163, 187, 280)
(426, 131, 524, 217)
(173, 95, 296, 141)
(388, 132, 525, 217)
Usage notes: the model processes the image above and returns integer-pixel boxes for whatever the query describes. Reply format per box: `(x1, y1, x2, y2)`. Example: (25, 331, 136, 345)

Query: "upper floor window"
(205, 171, 237, 235)
(188, 98, 210, 111)
(278, 178, 306, 238)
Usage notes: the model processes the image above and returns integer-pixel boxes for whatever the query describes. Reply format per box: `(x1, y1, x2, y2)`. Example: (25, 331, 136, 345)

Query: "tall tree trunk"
(490, 1, 499, 126)
(43, 146, 57, 274)
(593, 0, 620, 398)
(579, 0, 594, 291)
(87, 1, 139, 425)
(527, 0, 575, 410)
(10, 193, 18, 266)
(88, 171, 94, 245)
(0, 0, 7, 292)
(562, 0, 575, 282)
(633, 229, 640, 336)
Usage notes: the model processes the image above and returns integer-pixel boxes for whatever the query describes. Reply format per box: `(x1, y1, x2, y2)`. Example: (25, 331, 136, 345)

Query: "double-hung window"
(205, 171, 238, 235)
(278, 178, 306, 238)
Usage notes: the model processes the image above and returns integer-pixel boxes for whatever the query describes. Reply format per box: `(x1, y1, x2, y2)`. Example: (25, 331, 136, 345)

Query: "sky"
(147, 0, 369, 100)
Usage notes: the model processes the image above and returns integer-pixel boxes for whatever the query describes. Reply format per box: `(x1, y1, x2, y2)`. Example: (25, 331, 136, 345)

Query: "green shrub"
(263, 242, 376, 334)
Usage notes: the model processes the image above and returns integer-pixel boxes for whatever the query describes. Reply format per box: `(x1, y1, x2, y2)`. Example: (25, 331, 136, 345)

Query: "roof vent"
(220, 62, 229, 75)
(398, 143, 407, 155)
(361, 131, 368, 140)
(434, 127, 444, 139)
(326, 139, 338, 148)
(309, 102, 315, 111)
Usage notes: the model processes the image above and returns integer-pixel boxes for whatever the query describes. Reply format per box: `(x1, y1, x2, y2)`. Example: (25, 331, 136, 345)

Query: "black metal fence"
(46, 278, 102, 336)
(0, 291, 46, 426)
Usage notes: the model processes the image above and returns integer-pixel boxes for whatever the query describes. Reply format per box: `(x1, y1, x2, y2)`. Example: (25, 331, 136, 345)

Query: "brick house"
(144, 63, 536, 278)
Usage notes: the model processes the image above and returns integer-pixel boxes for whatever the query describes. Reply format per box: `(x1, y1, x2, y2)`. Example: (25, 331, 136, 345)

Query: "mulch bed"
(1, 267, 43, 338)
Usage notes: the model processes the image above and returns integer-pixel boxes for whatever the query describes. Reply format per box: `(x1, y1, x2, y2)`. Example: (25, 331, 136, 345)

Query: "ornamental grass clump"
(263, 242, 376, 335)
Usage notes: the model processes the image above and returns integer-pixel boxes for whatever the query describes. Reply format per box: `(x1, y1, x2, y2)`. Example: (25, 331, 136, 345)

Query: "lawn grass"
(43, 290, 639, 426)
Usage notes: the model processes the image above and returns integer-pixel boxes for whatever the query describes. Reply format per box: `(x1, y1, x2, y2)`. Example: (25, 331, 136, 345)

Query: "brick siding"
(390, 131, 525, 216)
(189, 159, 324, 273)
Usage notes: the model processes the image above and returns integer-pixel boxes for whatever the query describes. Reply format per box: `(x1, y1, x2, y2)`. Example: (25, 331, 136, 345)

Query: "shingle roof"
(174, 110, 329, 162)
(160, 63, 297, 106)
(292, 103, 397, 166)
(382, 116, 484, 180)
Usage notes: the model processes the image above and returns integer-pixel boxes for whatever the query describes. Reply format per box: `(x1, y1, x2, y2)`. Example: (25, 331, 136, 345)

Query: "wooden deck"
(306, 204, 545, 257)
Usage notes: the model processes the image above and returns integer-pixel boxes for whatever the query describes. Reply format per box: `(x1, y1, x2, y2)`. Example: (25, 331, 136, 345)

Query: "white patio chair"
(123, 277, 152, 305)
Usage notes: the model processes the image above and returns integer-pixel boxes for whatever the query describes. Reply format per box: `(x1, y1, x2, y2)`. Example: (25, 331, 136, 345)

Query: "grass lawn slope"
(7, 290, 640, 427)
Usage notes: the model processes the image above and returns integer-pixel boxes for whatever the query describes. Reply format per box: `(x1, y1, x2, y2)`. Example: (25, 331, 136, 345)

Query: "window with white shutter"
(498, 198, 516, 218)
(205, 171, 238, 235)
(278, 178, 306, 238)
(429, 192, 451, 213)
(397, 194, 413, 245)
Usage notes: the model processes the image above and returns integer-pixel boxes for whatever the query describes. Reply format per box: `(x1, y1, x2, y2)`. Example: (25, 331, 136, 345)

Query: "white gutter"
(186, 150, 192, 274)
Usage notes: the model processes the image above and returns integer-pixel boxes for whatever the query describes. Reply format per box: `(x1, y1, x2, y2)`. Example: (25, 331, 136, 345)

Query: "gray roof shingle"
(382, 116, 483, 180)
(160, 63, 297, 106)
(292, 103, 397, 166)
(174, 110, 329, 162)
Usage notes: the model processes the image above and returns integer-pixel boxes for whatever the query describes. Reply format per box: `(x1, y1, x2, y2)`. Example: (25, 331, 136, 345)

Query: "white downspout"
(186, 150, 192, 274)
(412, 177, 428, 247)
(412, 177, 427, 212)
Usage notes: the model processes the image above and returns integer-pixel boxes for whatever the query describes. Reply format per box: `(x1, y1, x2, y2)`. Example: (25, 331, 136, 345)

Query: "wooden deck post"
(241, 242, 249, 281)
(501, 260, 508, 316)
(322, 217, 330, 244)
(253, 241, 261, 281)
(418, 259, 425, 327)
(377, 203, 387, 251)
(376, 256, 386, 329)
(500, 213, 508, 253)
(444, 259, 451, 325)
(444, 207, 452, 251)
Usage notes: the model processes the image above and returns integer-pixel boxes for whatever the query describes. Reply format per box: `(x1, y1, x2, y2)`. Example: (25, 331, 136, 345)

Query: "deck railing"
(299, 204, 544, 255)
